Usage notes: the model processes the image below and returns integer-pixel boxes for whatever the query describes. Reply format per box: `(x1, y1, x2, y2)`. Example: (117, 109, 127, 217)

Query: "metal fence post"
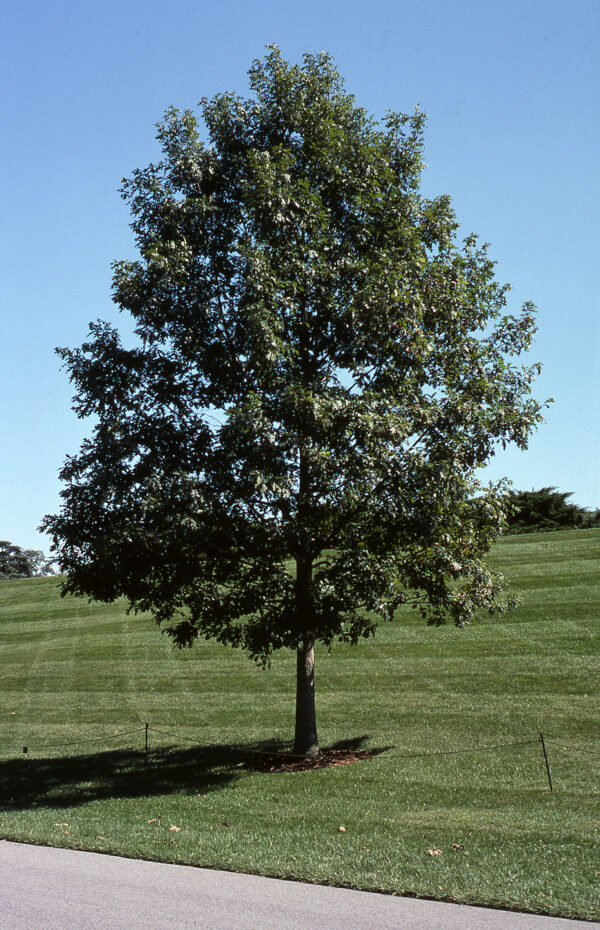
(539, 731, 553, 791)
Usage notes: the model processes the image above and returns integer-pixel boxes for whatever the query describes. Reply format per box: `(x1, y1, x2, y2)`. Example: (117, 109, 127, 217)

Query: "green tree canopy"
(43, 48, 545, 755)
(0, 542, 54, 579)
(505, 487, 599, 533)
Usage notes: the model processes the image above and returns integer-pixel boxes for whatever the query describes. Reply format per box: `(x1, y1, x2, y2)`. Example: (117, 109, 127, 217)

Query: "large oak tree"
(43, 48, 545, 756)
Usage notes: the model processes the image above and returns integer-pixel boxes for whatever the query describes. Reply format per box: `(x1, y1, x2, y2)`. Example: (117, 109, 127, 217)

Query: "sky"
(2, 0, 598, 552)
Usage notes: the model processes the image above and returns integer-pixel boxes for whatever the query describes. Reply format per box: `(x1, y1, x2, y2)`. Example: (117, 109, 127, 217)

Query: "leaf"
(55, 823, 69, 827)
(96, 836, 106, 840)
(452, 843, 465, 850)
(217, 821, 230, 828)
(427, 848, 443, 856)
(337, 826, 346, 832)
(169, 825, 181, 832)
(147, 819, 158, 824)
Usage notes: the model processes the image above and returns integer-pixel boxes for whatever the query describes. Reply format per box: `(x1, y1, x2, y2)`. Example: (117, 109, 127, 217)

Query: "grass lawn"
(0, 528, 598, 919)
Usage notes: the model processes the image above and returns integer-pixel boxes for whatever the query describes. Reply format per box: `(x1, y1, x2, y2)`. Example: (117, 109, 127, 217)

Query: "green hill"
(1, 529, 598, 919)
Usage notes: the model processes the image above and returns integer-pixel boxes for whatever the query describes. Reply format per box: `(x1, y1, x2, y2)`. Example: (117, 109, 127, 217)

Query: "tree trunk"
(293, 632, 319, 756)
(294, 313, 318, 757)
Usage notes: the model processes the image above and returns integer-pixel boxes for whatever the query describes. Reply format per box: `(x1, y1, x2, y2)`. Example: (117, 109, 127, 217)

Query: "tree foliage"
(0, 542, 54, 580)
(43, 48, 546, 753)
(505, 488, 600, 534)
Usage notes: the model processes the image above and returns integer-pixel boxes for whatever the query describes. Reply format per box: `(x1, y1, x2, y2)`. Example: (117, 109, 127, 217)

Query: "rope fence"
(543, 739, 600, 758)
(16, 727, 147, 753)
(389, 739, 536, 759)
(1, 724, 597, 792)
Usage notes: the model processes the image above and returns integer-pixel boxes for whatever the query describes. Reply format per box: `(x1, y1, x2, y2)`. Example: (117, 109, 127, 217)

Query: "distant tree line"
(0, 541, 56, 580)
(504, 488, 600, 535)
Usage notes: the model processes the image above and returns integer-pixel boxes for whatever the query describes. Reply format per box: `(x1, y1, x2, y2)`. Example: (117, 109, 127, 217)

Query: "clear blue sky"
(2, 0, 598, 551)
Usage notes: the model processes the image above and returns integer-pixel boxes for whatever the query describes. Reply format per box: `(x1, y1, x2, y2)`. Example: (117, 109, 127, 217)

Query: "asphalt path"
(0, 840, 596, 930)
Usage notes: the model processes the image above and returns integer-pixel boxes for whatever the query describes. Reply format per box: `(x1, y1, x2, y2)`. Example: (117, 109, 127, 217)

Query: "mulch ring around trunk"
(244, 748, 373, 773)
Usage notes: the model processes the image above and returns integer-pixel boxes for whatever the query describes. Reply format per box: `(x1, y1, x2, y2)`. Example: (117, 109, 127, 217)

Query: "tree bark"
(293, 302, 319, 757)
(293, 632, 319, 757)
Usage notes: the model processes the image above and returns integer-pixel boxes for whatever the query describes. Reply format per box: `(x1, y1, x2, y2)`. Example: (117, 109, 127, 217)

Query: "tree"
(42, 48, 546, 756)
(505, 487, 600, 533)
(0, 541, 54, 580)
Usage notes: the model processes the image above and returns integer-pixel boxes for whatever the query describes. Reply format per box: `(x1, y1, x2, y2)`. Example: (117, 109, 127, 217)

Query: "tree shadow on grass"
(0, 741, 270, 812)
(0, 735, 390, 813)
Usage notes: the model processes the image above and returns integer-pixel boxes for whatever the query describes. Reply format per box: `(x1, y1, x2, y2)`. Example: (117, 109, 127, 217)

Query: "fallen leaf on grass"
(337, 826, 346, 833)
(427, 848, 443, 856)
(452, 843, 465, 851)
(169, 826, 181, 832)
(147, 819, 159, 824)
(55, 823, 69, 827)
(64, 831, 70, 836)
(196, 793, 206, 797)
(96, 836, 105, 840)
(9, 712, 16, 716)
(217, 821, 230, 828)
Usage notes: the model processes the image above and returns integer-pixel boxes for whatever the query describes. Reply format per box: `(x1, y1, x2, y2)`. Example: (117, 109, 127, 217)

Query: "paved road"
(0, 840, 596, 929)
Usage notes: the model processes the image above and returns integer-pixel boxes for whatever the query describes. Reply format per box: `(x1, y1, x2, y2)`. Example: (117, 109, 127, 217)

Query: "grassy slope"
(0, 529, 598, 919)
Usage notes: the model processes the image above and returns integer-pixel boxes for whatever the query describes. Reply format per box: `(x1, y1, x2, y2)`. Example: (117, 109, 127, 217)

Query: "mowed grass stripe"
(0, 528, 598, 920)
